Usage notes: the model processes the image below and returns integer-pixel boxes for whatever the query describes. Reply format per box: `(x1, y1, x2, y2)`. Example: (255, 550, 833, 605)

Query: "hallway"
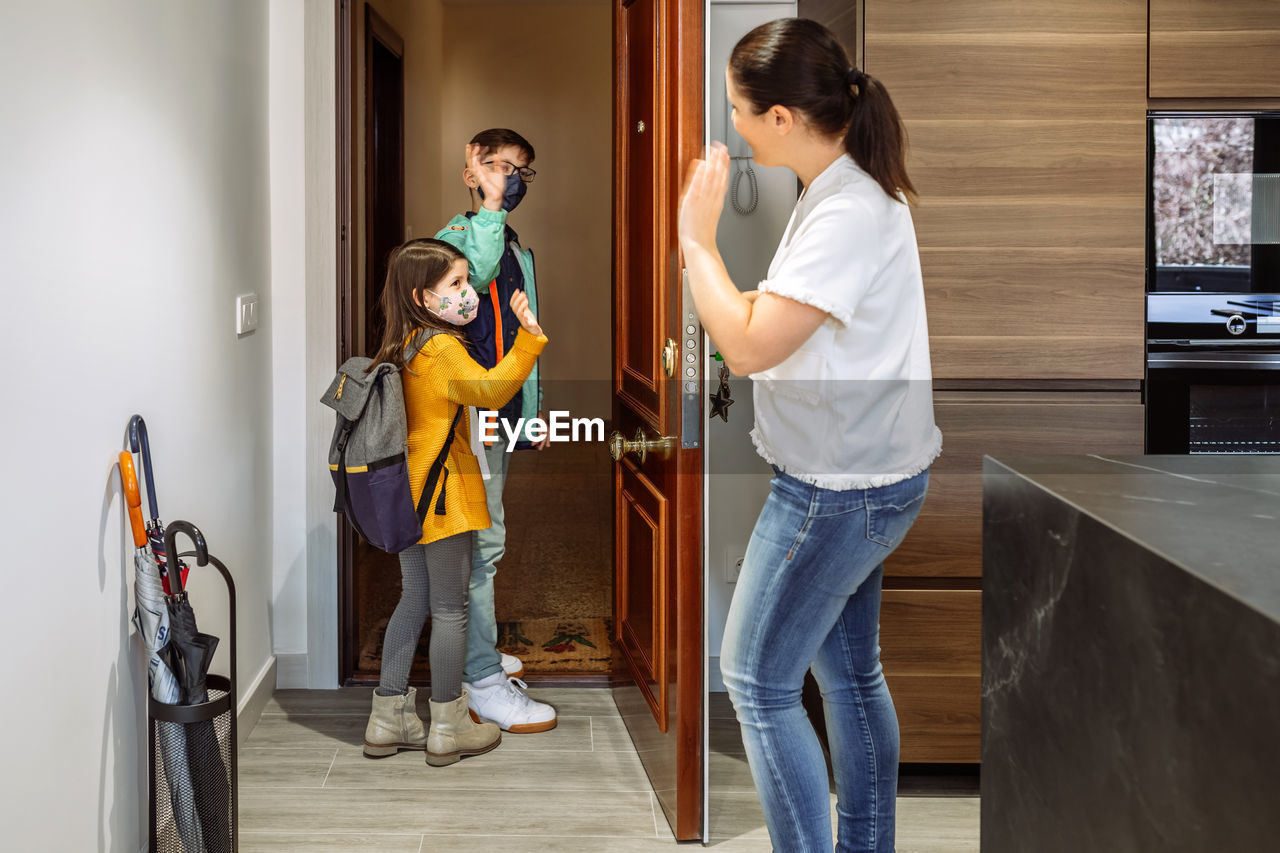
(239, 687, 979, 850)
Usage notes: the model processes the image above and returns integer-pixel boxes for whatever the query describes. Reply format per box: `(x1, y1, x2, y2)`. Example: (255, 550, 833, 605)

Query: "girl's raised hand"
(467, 143, 507, 212)
(509, 290, 542, 337)
(678, 142, 729, 252)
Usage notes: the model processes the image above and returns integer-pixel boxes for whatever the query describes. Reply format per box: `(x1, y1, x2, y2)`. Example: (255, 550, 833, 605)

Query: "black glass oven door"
(1146, 351, 1280, 453)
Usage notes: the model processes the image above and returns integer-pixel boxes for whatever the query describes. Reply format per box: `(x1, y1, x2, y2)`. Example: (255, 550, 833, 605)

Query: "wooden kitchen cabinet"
(865, 0, 1147, 380)
(881, 590, 982, 763)
(887, 391, 1146, 578)
(846, 1, 1154, 767)
(1150, 0, 1280, 98)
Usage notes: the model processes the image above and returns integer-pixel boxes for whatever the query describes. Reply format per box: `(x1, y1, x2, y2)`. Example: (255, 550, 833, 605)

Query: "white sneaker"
(462, 672, 557, 733)
(500, 653, 525, 679)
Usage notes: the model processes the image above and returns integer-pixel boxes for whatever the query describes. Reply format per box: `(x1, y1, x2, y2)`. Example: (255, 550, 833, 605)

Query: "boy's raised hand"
(467, 143, 508, 213)
(509, 290, 542, 337)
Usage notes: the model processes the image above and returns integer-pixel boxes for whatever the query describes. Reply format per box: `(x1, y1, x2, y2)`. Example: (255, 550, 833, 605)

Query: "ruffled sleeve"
(757, 195, 880, 328)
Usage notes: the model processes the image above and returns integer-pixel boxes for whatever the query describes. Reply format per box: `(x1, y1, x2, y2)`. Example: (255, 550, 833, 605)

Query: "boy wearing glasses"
(434, 128, 557, 734)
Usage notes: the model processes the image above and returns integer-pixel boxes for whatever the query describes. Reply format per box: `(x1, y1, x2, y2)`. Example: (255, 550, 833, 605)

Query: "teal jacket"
(435, 207, 542, 440)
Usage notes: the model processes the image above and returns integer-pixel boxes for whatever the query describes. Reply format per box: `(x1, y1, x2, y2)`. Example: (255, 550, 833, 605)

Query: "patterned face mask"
(429, 285, 479, 326)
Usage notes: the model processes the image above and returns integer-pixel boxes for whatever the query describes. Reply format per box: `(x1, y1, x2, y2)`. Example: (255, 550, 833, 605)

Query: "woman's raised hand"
(509, 290, 542, 337)
(678, 142, 730, 253)
(467, 143, 508, 212)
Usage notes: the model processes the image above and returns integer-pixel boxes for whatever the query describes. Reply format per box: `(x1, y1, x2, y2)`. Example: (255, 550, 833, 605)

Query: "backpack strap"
(416, 405, 465, 524)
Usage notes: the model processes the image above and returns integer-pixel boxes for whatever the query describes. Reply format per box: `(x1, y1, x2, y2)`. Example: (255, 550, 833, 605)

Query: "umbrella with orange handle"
(122, 451, 203, 851)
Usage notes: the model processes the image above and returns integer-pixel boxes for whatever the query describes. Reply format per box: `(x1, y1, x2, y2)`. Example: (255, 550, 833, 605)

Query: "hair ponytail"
(845, 71, 916, 203)
(729, 18, 916, 204)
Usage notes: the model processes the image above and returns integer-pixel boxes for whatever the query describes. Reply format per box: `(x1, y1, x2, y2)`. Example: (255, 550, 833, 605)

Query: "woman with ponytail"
(678, 17, 940, 852)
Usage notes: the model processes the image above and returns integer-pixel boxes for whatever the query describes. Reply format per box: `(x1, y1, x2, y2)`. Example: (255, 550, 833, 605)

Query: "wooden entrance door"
(611, 0, 704, 841)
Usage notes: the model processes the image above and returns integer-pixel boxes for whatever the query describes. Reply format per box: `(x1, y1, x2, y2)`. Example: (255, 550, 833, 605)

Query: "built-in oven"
(1146, 111, 1280, 453)
(1147, 344, 1280, 454)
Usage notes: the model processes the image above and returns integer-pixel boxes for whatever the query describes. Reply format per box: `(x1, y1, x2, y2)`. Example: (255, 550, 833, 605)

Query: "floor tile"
(896, 797, 980, 851)
(238, 832, 423, 852)
(323, 743, 651, 792)
(420, 839, 771, 852)
(708, 691, 736, 719)
(265, 688, 376, 716)
(708, 750, 756, 793)
(239, 788, 658, 837)
(708, 791, 775, 841)
(525, 687, 622, 717)
(239, 747, 336, 788)
(709, 716, 745, 755)
(245, 713, 365, 749)
(587, 714, 643, 751)
(241, 688, 981, 851)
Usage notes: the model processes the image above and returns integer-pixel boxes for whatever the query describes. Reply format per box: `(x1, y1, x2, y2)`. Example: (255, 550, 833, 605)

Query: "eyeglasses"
(482, 159, 536, 182)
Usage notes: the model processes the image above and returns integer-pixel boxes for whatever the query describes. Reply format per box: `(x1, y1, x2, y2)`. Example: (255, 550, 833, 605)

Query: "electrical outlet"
(724, 547, 746, 584)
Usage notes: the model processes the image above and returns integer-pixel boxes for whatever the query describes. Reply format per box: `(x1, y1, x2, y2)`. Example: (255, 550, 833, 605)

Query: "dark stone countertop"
(984, 454, 1280, 625)
(982, 453, 1280, 852)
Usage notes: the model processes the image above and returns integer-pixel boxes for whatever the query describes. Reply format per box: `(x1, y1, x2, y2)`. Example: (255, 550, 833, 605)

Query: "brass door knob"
(609, 428, 675, 464)
(661, 338, 678, 377)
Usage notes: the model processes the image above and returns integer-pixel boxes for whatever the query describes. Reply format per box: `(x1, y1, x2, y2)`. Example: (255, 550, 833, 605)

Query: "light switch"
(236, 293, 259, 336)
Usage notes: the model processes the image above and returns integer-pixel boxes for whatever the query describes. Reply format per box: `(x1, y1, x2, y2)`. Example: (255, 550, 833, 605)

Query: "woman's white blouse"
(750, 154, 942, 490)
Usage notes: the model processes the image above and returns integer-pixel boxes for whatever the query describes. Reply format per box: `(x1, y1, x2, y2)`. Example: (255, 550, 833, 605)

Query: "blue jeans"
(721, 467, 929, 853)
(464, 433, 510, 683)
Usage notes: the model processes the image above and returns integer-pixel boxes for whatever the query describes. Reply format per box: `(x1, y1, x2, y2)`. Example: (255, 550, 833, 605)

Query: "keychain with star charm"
(709, 353, 734, 422)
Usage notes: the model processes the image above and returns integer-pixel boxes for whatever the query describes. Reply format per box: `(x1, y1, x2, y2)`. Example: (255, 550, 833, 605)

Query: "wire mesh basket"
(147, 551, 238, 853)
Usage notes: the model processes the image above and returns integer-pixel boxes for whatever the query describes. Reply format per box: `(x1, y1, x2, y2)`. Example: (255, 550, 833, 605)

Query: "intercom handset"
(724, 99, 759, 215)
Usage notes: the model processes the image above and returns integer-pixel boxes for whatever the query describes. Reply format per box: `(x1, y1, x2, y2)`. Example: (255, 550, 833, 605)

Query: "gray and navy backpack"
(321, 330, 463, 553)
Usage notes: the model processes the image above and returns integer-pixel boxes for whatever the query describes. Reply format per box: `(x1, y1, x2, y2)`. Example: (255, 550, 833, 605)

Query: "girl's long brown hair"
(729, 17, 916, 203)
(368, 238, 469, 372)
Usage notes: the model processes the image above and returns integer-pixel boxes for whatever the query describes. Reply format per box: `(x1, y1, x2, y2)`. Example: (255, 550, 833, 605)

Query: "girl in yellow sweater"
(362, 238, 547, 767)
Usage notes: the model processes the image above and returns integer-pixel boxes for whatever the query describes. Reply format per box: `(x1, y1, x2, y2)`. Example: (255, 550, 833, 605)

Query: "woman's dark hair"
(729, 18, 915, 203)
(368, 238, 469, 372)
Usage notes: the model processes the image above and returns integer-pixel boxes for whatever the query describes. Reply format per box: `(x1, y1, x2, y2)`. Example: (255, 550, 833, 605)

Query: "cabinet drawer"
(880, 590, 982, 763)
(887, 392, 1144, 577)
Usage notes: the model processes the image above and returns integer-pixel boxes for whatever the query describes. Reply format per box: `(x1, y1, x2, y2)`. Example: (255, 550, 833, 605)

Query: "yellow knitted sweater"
(402, 326, 547, 545)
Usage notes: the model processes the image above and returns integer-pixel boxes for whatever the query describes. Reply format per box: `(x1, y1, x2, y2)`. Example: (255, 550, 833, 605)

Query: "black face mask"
(477, 172, 528, 212)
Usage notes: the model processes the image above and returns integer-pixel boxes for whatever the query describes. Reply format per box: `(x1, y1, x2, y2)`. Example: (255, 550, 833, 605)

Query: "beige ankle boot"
(425, 690, 501, 766)
(363, 687, 428, 758)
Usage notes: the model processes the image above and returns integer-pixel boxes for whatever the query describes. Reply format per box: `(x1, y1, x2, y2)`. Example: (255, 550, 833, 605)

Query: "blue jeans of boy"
(721, 467, 929, 853)
(464, 433, 511, 683)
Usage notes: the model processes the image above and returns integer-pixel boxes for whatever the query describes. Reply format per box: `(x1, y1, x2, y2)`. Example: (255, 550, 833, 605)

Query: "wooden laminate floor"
(240, 688, 978, 851)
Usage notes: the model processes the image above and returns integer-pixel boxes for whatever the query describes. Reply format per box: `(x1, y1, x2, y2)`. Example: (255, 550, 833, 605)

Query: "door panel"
(619, 0, 662, 421)
(612, 0, 703, 841)
(617, 458, 668, 730)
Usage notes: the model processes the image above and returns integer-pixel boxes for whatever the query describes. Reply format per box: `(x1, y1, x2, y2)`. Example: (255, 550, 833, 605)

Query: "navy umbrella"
(129, 415, 187, 595)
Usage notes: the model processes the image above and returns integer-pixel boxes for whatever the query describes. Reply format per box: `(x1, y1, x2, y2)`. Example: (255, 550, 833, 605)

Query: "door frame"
(335, 0, 407, 684)
(362, 4, 404, 355)
(335, 0, 357, 686)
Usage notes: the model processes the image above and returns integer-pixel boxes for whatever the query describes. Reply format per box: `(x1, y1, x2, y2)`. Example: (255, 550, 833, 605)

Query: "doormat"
(359, 616, 613, 674)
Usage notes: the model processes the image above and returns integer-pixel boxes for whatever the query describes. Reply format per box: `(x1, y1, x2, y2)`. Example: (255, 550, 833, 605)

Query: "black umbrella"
(163, 522, 231, 853)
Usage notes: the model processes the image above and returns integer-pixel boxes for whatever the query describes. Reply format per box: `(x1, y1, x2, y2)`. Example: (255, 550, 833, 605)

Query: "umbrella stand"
(147, 522, 238, 853)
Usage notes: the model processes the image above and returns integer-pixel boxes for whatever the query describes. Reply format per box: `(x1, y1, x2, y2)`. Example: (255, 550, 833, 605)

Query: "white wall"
(271, 0, 311, 666)
(301, 0, 340, 689)
(0, 1, 276, 848)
